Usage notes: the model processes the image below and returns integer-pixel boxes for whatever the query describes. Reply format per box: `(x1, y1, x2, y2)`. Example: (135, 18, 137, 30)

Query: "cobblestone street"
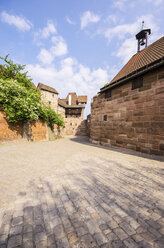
(0, 136, 164, 248)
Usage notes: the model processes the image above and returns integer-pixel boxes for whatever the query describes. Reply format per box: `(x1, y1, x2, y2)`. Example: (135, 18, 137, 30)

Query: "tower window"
(132, 77, 143, 90)
(104, 115, 107, 121)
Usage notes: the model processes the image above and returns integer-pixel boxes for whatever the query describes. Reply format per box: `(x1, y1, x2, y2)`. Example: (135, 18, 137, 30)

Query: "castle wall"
(90, 66, 164, 155)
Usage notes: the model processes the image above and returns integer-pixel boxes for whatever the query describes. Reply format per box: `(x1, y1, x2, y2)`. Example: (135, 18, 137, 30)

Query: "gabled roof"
(37, 82, 58, 94)
(101, 36, 164, 92)
(58, 93, 87, 109)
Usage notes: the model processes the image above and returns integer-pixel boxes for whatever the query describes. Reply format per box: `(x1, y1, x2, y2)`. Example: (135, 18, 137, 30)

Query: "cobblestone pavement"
(0, 136, 164, 248)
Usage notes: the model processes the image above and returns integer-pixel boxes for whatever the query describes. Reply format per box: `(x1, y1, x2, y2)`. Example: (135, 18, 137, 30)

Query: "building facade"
(90, 36, 164, 155)
(37, 83, 87, 136)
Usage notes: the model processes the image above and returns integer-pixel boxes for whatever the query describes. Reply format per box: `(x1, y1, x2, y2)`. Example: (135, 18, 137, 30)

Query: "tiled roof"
(101, 36, 164, 92)
(78, 95, 87, 103)
(58, 93, 87, 109)
(37, 82, 58, 94)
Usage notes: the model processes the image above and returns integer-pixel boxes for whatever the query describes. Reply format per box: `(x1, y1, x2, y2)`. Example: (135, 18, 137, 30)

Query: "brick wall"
(90, 66, 164, 155)
(0, 111, 23, 141)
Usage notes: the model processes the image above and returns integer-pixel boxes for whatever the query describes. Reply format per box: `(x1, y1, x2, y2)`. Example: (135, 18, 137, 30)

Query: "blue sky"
(0, 0, 164, 116)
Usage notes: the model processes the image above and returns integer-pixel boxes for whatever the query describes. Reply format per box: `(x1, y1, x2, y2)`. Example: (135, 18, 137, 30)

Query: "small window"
(49, 101, 51, 105)
(104, 115, 107, 121)
(132, 77, 143, 90)
(105, 90, 111, 99)
(52, 93, 54, 98)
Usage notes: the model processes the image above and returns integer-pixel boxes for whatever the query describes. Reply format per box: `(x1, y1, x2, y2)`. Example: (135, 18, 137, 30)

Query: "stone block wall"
(64, 117, 87, 136)
(90, 66, 164, 155)
(30, 120, 48, 141)
(40, 90, 58, 112)
(0, 111, 23, 141)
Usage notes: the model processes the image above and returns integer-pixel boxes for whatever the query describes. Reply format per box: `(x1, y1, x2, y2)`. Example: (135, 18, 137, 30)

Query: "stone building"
(90, 34, 164, 155)
(37, 83, 87, 136)
(37, 83, 59, 112)
(58, 93, 87, 135)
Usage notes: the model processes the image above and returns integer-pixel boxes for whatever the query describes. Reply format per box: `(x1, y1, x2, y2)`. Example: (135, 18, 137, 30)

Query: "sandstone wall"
(90, 66, 164, 156)
(0, 111, 24, 141)
(64, 117, 87, 136)
(30, 120, 47, 141)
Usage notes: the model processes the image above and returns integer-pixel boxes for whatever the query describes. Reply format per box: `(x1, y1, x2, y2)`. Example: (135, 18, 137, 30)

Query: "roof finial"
(142, 21, 144, 29)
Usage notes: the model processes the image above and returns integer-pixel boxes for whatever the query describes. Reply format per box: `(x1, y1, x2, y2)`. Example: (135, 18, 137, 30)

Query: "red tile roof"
(101, 36, 164, 92)
(37, 82, 58, 94)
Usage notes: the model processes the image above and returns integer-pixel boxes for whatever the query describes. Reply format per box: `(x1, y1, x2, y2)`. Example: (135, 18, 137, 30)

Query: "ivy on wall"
(0, 55, 64, 127)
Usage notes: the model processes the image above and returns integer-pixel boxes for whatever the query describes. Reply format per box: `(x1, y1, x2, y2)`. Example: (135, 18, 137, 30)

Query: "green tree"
(0, 55, 64, 127)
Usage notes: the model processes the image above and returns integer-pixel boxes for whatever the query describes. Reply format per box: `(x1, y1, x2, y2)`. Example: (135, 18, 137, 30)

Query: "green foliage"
(104, 83, 109, 87)
(0, 54, 33, 88)
(0, 55, 64, 127)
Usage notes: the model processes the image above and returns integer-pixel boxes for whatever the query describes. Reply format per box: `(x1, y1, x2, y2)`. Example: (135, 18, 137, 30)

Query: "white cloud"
(41, 20, 57, 38)
(66, 17, 75, 25)
(37, 48, 54, 64)
(98, 14, 160, 64)
(26, 57, 109, 116)
(81, 11, 100, 29)
(105, 15, 118, 24)
(1, 11, 32, 31)
(34, 20, 57, 42)
(51, 36, 68, 56)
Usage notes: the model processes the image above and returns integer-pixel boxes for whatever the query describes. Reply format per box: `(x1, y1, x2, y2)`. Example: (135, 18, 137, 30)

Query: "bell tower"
(136, 21, 151, 52)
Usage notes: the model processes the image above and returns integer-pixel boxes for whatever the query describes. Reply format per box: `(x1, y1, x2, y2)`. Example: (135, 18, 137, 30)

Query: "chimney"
(136, 21, 151, 52)
(68, 94, 71, 105)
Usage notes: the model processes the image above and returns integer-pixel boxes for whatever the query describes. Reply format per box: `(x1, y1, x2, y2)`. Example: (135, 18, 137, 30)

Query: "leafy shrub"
(0, 55, 64, 127)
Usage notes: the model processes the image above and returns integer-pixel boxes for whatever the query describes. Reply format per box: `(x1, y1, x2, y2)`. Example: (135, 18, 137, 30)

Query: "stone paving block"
(123, 237, 139, 248)
(0, 235, 7, 245)
(94, 232, 108, 246)
(80, 233, 98, 247)
(112, 239, 125, 248)
(47, 234, 55, 246)
(76, 226, 88, 237)
(154, 237, 164, 248)
(113, 228, 128, 241)
(23, 224, 33, 234)
(23, 240, 34, 248)
(9, 225, 23, 236)
(67, 232, 78, 245)
(11, 217, 23, 227)
(56, 237, 70, 248)
(54, 225, 65, 239)
(106, 232, 118, 242)
(85, 220, 100, 235)
(119, 222, 136, 236)
(140, 231, 156, 244)
(34, 232, 47, 244)
(7, 235, 22, 248)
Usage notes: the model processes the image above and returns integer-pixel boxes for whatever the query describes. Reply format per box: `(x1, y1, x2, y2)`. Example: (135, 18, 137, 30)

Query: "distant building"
(37, 83, 58, 113)
(37, 83, 87, 136)
(90, 27, 164, 155)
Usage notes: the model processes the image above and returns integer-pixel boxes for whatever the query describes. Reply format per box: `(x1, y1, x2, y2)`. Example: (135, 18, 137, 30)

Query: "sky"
(0, 0, 164, 117)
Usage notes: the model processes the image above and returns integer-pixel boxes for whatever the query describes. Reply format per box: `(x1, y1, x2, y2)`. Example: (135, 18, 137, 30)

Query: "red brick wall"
(90, 66, 164, 155)
(0, 111, 23, 141)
